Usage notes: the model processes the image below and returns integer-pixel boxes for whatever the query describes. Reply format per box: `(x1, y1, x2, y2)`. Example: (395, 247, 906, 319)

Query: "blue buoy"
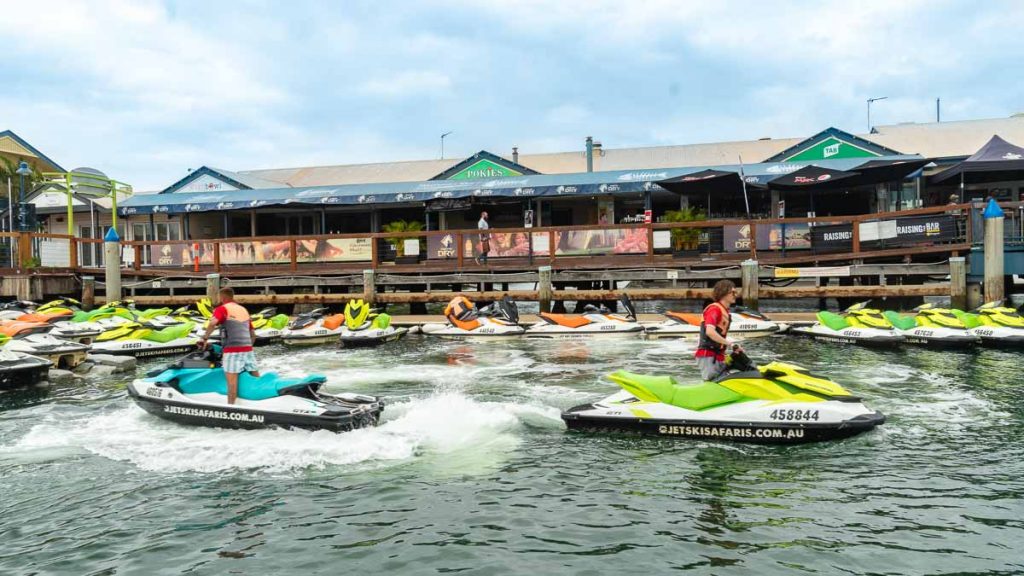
(104, 227, 120, 242)
(983, 198, 1004, 219)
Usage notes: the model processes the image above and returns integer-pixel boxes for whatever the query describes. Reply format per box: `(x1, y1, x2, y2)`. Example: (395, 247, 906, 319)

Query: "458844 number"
(769, 409, 819, 421)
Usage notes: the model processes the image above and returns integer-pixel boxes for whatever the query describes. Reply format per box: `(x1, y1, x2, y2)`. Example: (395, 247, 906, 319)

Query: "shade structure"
(930, 135, 1024, 184)
(656, 169, 765, 195)
(849, 158, 931, 186)
(766, 165, 860, 190)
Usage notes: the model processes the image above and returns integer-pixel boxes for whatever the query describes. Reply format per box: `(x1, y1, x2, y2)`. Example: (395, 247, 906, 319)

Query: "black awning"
(850, 158, 931, 184)
(657, 169, 765, 195)
(767, 165, 859, 190)
(931, 135, 1024, 184)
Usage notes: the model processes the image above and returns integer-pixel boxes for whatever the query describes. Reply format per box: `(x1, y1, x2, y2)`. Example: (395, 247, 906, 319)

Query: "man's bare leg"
(226, 372, 238, 405)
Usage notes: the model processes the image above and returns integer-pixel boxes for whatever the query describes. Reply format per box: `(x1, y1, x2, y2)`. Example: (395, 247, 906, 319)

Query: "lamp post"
(15, 161, 32, 231)
(440, 131, 453, 159)
(867, 96, 887, 132)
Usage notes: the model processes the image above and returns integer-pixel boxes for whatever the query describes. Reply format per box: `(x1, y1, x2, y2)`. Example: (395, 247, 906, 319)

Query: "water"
(2, 336, 1023, 575)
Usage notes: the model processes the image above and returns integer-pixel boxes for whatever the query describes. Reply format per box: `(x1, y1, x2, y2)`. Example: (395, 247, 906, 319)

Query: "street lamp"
(867, 96, 888, 132)
(15, 161, 31, 204)
(440, 131, 453, 159)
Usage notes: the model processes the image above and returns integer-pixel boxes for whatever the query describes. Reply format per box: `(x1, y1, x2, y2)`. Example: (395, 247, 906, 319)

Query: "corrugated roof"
(869, 116, 1024, 159)
(207, 166, 286, 189)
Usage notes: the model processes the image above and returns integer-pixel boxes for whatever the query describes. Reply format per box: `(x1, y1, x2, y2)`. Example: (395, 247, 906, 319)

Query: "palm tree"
(0, 157, 43, 205)
(381, 219, 425, 257)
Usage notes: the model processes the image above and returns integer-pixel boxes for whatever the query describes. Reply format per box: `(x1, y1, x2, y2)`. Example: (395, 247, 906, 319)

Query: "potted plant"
(382, 219, 425, 264)
(663, 207, 706, 257)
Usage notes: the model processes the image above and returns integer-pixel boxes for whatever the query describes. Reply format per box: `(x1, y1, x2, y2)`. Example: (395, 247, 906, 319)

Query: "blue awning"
(119, 155, 921, 216)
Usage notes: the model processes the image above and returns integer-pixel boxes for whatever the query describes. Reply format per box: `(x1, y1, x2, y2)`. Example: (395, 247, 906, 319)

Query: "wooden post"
(740, 259, 759, 310)
(69, 238, 78, 269)
(17, 232, 31, 270)
(206, 273, 221, 304)
(213, 242, 221, 272)
(967, 282, 983, 310)
(852, 219, 861, 253)
(456, 232, 464, 268)
(548, 230, 556, 264)
(646, 224, 654, 262)
(949, 256, 966, 310)
(371, 235, 379, 270)
(289, 239, 298, 272)
(133, 244, 142, 271)
(363, 269, 376, 304)
(748, 222, 757, 259)
(104, 230, 122, 303)
(538, 265, 553, 313)
(81, 276, 95, 311)
(983, 203, 1005, 304)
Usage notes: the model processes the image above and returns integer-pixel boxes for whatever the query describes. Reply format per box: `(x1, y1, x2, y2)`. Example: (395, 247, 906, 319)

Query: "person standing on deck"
(199, 287, 259, 405)
(695, 279, 743, 381)
(475, 211, 490, 265)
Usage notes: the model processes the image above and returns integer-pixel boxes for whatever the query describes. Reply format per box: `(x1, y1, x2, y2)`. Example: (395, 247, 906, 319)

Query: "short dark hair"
(219, 287, 235, 300)
(712, 279, 735, 302)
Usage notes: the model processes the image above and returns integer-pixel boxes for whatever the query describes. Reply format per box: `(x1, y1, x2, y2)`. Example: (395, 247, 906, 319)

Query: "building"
(31, 114, 1024, 245)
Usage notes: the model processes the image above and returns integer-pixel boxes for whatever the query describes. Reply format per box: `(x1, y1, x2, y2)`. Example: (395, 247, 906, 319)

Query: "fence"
(0, 202, 988, 275)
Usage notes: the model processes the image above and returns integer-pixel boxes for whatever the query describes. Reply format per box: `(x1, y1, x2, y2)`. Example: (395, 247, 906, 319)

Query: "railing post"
(949, 257, 967, 311)
(81, 276, 95, 311)
(456, 232, 464, 268)
(852, 218, 861, 254)
(363, 269, 376, 304)
(214, 242, 222, 272)
(748, 222, 757, 260)
(371, 235, 379, 270)
(290, 239, 298, 272)
(69, 238, 78, 269)
(740, 259, 759, 310)
(206, 273, 221, 304)
(133, 244, 142, 271)
(646, 224, 654, 262)
(17, 232, 31, 269)
(548, 230, 556, 265)
(538, 265, 553, 313)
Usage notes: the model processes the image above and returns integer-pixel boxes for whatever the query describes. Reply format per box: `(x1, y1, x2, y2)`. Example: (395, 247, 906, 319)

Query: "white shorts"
(223, 351, 258, 374)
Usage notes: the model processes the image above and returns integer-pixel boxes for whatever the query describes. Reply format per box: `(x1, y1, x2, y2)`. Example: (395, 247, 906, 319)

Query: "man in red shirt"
(695, 279, 742, 381)
(199, 287, 258, 404)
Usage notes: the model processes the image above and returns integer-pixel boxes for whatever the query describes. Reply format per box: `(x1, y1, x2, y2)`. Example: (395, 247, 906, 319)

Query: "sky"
(1, 0, 1022, 191)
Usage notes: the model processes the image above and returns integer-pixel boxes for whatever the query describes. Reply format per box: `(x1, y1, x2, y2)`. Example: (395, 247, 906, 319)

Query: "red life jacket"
(697, 302, 731, 354)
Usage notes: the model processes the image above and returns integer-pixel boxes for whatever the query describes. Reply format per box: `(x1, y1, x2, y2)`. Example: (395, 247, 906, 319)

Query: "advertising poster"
(724, 224, 811, 252)
(148, 238, 373, 267)
(532, 228, 648, 256)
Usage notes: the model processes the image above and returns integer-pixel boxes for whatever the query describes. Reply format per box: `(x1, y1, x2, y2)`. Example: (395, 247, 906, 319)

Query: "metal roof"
(120, 155, 920, 216)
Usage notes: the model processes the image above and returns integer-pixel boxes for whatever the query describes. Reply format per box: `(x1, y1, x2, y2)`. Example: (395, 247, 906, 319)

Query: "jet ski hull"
(895, 327, 979, 349)
(0, 353, 52, 390)
(420, 323, 525, 340)
(789, 324, 902, 347)
(562, 405, 885, 444)
(524, 325, 644, 339)
(644, 323, 786, 340)
(90, 340, 198, 358)
(281, 329, 343, 346)
(2, 335, 90, 369)
(969, 326, 1024, 349)
(339, 327, 408, 348)
(126, 380, 383, 432)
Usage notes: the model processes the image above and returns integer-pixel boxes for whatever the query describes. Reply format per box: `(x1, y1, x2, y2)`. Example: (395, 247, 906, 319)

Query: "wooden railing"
(0, 202, 993, 274)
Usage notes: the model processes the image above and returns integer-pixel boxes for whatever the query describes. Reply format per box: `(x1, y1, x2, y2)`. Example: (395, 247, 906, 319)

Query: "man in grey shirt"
(475, 211, 490, 265)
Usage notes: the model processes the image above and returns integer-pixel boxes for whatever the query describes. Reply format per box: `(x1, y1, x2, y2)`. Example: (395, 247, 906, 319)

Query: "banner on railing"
(811, 215, 957, 252)
(533, 228, 649, 256)
(147, 238, 373, 267)
(723, 224, 812, 252)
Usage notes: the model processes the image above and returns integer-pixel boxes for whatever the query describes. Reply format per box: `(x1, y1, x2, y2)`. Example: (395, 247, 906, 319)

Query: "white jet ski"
(127, 347, 383, 431)
(338, 300, 408, 348)
(644, 306, 789, 339)
(883, 304, 979, 349)
(0, 347, 52, 390)
(89, 320, 200, 358)
(420, 296, 525, 340)
(954, 301, 1024, 348)
(562, 351, 884, 444)
(789, 303, 903, 347)
(281, 308, 346, 346)
(0, 321, 89, 369)
(525, 295, 643, 339)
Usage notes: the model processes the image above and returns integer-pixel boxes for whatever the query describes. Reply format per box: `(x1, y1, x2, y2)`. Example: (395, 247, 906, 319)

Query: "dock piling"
(206, 273, 221, 304)
(538, 266, 553, 313)
(740, 260, 759, 310)
(81, 276, 95, 311)
(103, 229, 122, 303)
(983, 200, 1005, 304)
(363, 269, 376, 304)
(949, 257, 966, 310)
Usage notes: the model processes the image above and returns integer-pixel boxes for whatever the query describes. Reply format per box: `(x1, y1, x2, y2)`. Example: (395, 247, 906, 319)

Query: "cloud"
(357, 70, 453, 97)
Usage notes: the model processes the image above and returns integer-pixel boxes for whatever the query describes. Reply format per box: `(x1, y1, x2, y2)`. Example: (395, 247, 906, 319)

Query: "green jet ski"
(562, 352, 884, 444)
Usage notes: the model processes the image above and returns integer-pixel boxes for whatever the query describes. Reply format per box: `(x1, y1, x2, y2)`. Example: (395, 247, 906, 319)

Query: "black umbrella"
(850, 158, 931, 185)
(657, 170, 765, 217)
(931, 135, 1024, 184)
(766, 165, 859, 190)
